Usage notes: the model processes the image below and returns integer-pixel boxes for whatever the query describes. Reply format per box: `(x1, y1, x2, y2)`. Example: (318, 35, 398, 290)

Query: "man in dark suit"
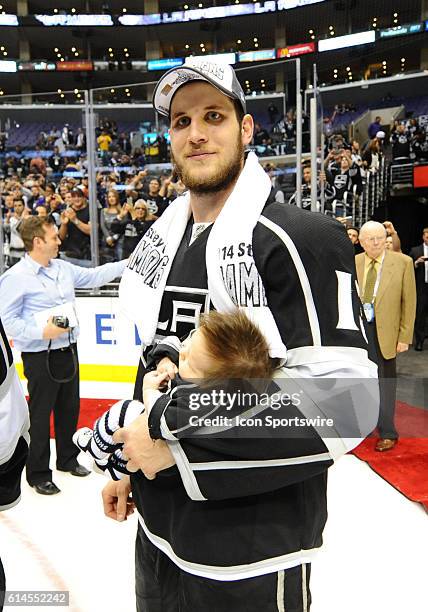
(409, 228, 428, 351)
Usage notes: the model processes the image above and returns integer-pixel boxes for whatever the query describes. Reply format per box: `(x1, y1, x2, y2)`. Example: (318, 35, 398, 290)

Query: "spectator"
(58, 187, 92, 267)
(253, 122, 271, 146)
(97, 129, 113, 163)
(27, 184, 45, 212)
(409, 228, 428, 351)
(390, 124, 411, 160)
(346, 226, 364, 255)
(412, 130, 428, 161)
(117, 132, 132, 155)
(4, 198, 29, 266)
(362, 139, 381, 172)
(111, 199, 156, 258)
(99, 189, 123, 263)
(368, 116, 382, 139)
(141, 177, 169, 218)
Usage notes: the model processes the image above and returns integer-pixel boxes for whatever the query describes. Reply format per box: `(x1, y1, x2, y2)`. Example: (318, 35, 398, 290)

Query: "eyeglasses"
(364, 236, 386, 243)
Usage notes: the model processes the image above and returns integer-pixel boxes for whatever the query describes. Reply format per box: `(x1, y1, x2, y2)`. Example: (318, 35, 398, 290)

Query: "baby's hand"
(157, 356, 178, 381)
(143, 370, 170, 392)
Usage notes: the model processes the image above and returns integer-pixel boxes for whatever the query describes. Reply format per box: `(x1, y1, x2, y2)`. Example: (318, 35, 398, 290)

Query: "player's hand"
(156, 356, 178, 380)
(396, 342, 409, 354)
(113, 413, 176, 479)
(102, 475, 134, 522)
(415, 256, 426, 266)
(42, 317, 69, 340)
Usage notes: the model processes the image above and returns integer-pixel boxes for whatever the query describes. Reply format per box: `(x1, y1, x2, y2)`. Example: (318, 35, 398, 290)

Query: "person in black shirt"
(111, 199, 156, 258)
(58, 187, 92, 267)
(141, 177, 169, 218)
(390, 124, 412, 160)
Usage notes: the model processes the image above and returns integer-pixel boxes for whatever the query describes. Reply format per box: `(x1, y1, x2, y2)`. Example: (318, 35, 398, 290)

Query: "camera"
(52, 316, 69, 328)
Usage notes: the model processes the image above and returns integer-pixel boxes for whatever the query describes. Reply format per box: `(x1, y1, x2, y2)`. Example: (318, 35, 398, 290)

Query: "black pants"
(414, 284, 428, 345)
(21, 346, 80, 486)
(368, 325, 398, 440)
(135, 524, 311, 612)
(0, 555, 5, 612)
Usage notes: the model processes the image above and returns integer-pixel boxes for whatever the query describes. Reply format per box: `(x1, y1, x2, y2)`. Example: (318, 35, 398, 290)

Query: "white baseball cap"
(376, 130, 386, 139)
(153, 57, 246, 118)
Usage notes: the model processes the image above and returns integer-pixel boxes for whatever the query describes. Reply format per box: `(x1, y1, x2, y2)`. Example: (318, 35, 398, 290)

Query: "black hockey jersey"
(131, 202, 375, 580)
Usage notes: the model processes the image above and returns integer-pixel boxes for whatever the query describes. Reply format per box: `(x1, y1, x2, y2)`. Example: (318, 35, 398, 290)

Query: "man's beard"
(171, 134, 244, 195)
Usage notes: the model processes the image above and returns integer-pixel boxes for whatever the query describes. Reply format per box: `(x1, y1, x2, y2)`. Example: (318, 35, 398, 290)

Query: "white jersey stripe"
(138, 514, 318, 581)
(259, 216, 321, 346)
(189, 452, 331, 471)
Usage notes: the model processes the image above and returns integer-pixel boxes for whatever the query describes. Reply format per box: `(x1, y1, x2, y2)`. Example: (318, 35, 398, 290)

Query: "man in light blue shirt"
(0, 216, 127, 495)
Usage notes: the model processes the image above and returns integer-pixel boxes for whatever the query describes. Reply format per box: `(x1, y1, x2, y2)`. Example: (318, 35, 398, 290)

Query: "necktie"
(363, 259, 377, 303)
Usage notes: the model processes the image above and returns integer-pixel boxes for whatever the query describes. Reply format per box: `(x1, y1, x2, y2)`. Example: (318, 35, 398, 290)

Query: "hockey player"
(102, 58, 378, 612)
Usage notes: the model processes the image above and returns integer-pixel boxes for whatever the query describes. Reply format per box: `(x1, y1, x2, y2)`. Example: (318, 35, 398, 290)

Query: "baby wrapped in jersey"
(73, 310, 278, 479)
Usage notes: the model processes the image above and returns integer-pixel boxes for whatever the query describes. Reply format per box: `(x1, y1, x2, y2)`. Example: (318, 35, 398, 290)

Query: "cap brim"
(153, 65, 243, 118)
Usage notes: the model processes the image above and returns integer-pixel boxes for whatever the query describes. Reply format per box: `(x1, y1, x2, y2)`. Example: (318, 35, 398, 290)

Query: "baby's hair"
(198, 310, 278, 381)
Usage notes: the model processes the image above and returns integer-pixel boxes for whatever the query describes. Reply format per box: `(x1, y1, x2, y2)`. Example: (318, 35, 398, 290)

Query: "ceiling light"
(311, 35, 315, 40)
(329, 25, 333, 30)
(54, 47, 58, 52)
(253, 37, 258, 41)
(124, 48, 128, 52)
(71, 47, 76, 52)
(125, 88, 129, 92)
(346, 66, 350, 71)
(74, 88, 78, 94)
(237, 39, 241, 44)
(57, 89, 62, 93)
(401, 57, 405, 62)
(71, 7, 76, 13)
(393, 12, 398, 17)
(60, 93, 64, 98)
(110, 88, 115, 93)
(108, 48, 113, 52)
(2, 51, 6, 56)
(0, 90, 4, 96)
(330, 31, 335, 35)
(125, 53, 129, 57)
(109, 53, 114, 58)
(127, 92, 131, 97)
(184, 4, 188, 8)
(54, 8, 58, 13)
(198, 2, 203, 6)
(261, 79, 264, 82)
(123, 8, 127, 12)
(309, 29, 313, 34)
(254, 43, 259, 47)
(334, 74, 338, 79)
(60, 58, 64, 62)
(74, 52, 79, 57)
(185, 44, 189, 49)
(77, 93, 81, 98)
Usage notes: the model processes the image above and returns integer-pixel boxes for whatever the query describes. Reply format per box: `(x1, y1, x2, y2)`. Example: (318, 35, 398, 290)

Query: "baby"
(73, 310, 277, 480)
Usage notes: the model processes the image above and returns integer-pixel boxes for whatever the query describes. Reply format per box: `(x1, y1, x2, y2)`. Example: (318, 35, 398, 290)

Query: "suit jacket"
(409, 244, 426, 290)
(356, 250, 416, 359)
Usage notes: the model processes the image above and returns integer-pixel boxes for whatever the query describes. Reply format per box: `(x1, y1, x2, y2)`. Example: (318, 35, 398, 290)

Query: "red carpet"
(352, 401, 428, 511)
(48, 397, 428, 511)
(49, 397, 117, 436)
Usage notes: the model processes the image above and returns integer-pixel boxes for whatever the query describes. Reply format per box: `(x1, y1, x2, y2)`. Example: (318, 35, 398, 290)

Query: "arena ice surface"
(0, 380, 426, 612)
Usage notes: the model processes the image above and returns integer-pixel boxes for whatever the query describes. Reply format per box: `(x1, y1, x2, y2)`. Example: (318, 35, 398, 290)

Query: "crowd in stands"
(1, 106, 428, 270)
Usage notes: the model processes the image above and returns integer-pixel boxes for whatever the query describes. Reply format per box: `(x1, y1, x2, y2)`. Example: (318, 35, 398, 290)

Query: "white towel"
(119, 152, 287, 359)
